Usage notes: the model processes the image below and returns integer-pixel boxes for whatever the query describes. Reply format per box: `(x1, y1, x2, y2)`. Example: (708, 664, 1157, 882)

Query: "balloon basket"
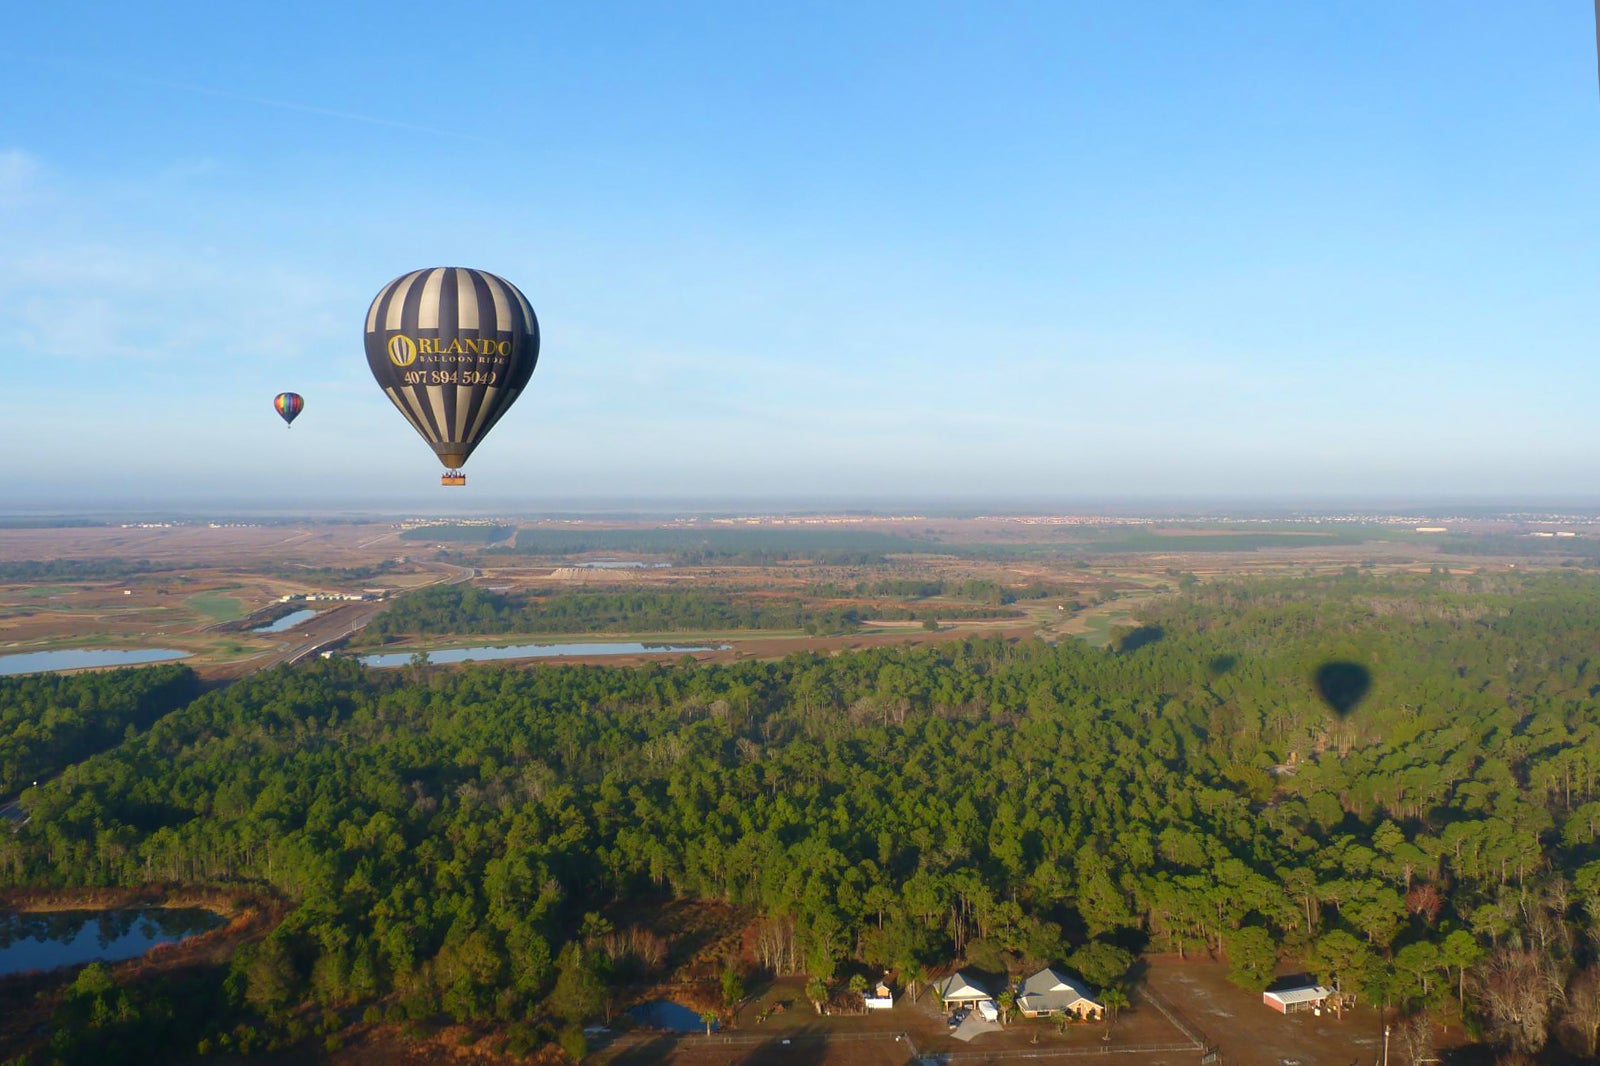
(441, 472, 466, 487)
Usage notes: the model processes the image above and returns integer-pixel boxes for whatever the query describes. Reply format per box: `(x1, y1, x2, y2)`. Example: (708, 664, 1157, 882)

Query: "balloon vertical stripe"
(365, 267, 539, 474)
(273, 391, 303, 426)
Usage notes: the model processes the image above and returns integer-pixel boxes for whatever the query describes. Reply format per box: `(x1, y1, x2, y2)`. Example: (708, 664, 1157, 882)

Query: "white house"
(1016, 967, 1103, 1020)
(935, 971, 992, 1011)
(1263, 985, 1332, 1014)
(864, 976, 894, 1010)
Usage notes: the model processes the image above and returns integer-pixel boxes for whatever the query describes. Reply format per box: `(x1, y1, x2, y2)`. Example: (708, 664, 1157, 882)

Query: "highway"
(217, 560, 476, 677)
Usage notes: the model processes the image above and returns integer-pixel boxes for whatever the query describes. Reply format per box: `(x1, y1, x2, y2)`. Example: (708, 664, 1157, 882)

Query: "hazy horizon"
(9, 491, 1600, 524)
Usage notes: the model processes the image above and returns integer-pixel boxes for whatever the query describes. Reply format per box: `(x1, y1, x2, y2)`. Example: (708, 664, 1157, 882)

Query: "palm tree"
(848, 974, 870, 1013)
(699, 1009, 718, 1036)
(1100, 986, 1130, 1031)
(997, 990, 1016, 1026)
(900, 961, 926, 1002)
(806, 975, 829, 1015)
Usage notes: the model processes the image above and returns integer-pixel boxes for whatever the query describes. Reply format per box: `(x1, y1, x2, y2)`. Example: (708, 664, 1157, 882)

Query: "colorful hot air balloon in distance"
(274, 392, 304, 427)
(364, 267, 539, 486)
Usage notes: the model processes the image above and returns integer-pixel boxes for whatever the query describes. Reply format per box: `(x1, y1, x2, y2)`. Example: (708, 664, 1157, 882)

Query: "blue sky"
(3, 2, 1598, 508)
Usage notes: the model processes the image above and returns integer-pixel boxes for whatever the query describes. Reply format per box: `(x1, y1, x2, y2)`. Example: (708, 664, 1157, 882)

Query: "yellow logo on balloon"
(388, 335, 418, 367)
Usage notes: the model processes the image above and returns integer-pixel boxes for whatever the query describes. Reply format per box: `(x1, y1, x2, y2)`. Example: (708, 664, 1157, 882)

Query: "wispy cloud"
(0, 148, 41, 208)
(19, 57, 490, 144)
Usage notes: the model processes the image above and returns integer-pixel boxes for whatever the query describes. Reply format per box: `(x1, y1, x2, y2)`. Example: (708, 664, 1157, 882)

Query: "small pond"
(252, 609, 321, 633)
(0, 908, 224, 976)
(574, 560, 670, 569)
(628, 1000, 714, 1033)
(0, 648, 192, 676)
(359, 642, 728, 667)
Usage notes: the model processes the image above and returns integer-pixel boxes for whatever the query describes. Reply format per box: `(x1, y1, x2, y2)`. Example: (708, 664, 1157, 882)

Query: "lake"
(252, 609, 320, 633)
(628, 1000, 713, 1033)
(574, 560, 670, 569)
(0, 908, 224, 976)
(359, 641, 728, 667)
(0, 648, 192, 676)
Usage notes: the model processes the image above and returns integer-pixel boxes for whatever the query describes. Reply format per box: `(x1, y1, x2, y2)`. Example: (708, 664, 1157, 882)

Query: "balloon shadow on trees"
(1207, 655, 1237, 676)
(1313, 661, 1371, 717)
(1114, 625, 1164, 654)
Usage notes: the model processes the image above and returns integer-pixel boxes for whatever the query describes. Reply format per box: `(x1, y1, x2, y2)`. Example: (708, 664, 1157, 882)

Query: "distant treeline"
(398, 525, 516, 544)
(1434, 533, 1598, 557)
(0, 559, 184, 583)
(360, 586, 1018, 642)
(244, 560, 406, 583)
(808, 577, 1074, 605)
(496, 527, 931, 565)
(0, 518, 104, 530)
(0, 664, 199, 797)
(1078, 530, 1371, 553)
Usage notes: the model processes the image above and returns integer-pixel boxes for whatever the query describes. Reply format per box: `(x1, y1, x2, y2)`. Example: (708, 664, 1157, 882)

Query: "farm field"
(0, 514, 1593, 681)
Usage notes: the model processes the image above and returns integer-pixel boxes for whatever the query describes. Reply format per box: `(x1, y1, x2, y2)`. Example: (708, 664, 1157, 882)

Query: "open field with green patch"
(0, 514, 1596, 683)
(184, 589, 246, 622)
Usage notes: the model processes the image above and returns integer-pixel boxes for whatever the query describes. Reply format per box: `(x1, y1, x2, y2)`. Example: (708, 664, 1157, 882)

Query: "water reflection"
(360, 641, 728, 667)
(0, 908, 223, 975)
(252, 609, 320, 633)
(574, 560, 671, 570)
(0, 649, 191, 676)
(628, 1000, 713, 1032)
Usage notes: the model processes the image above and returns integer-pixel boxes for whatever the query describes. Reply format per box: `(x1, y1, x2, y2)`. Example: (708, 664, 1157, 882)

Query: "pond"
(251, 609, 321, 633)
(628, 1000, 714, 1033)
(0, 648, 192, 676)
(0, 908, 224, 977)
(359, 642, 729, 667)
(574, 560, 671, 569)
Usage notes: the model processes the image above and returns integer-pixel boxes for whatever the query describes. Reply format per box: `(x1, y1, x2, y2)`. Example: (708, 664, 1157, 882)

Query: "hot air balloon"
(274, 392, 304, 427)
(364, 267, 539, 486)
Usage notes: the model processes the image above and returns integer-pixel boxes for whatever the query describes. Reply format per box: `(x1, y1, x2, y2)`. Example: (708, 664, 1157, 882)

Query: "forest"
(498, 527, 930, 565)
(0, 664, 198, 797)
(3, 568, 1600, 1063)
(0, 560, 183, 582)
(357, 585, 1022, 643)
(398, 525, 515, 544)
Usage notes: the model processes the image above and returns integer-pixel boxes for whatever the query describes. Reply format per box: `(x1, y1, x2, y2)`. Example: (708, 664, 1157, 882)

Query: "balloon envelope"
(274, 392, 304, 426)
(364, 267, 539, 471)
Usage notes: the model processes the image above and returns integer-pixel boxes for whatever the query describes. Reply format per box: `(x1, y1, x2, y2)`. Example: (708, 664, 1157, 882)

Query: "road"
(212, 560, 476, 678)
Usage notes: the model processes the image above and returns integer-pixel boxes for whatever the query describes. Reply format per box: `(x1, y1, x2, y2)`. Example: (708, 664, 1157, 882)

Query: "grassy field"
(1071, 607, 1141, 648)
(185, 590, 246, 622)
(18, 586, 79, 599)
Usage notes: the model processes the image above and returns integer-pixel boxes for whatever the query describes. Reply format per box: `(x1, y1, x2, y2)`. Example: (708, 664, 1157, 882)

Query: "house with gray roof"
(934, 971, 992, 1010)
(1016, 966, 1103, 1020)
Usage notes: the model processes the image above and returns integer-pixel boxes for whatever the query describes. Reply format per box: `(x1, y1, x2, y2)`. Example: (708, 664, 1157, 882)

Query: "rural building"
(1263, 984, 1332, 1014)
(1016, 966, 1103, 1020)
(864, 977, 894, 1010)
(935, 971, 992, 1011)
(278, 592, 369, 603)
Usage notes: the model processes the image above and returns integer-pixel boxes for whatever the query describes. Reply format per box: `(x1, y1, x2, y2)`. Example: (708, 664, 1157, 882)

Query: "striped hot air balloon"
(364, 267, 539, 486)
(273, 391, 304, 427)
